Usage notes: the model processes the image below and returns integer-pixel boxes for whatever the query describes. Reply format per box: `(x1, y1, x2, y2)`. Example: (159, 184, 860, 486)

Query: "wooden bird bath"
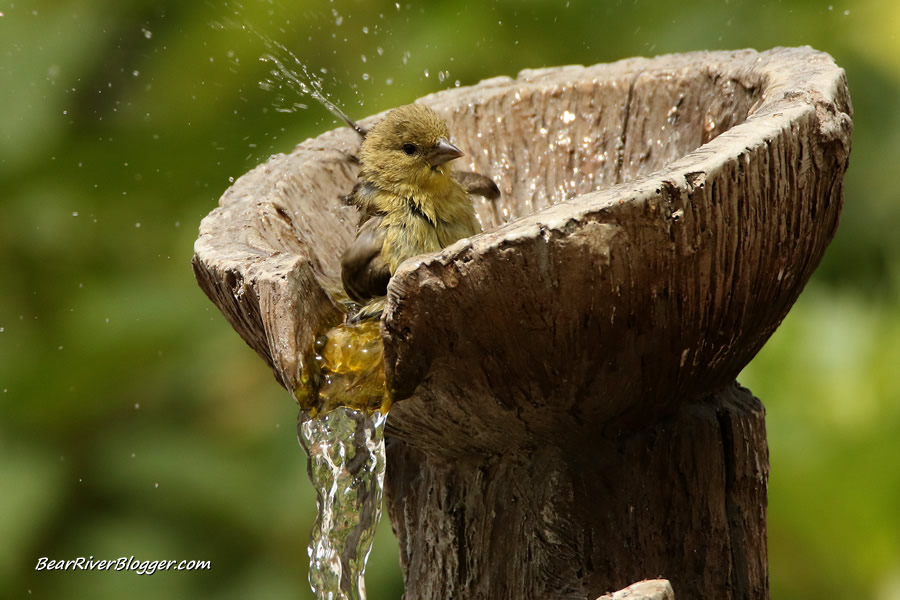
(193, 47, 852, 599)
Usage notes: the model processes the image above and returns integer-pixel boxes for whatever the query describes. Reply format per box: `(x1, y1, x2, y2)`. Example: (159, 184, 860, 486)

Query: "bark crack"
(615, 73, 640, 184)
(717, 406, 750, 599)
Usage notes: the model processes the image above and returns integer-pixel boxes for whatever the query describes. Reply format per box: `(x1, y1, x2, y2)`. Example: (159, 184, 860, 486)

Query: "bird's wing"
(345, 181, 383, 226)
(453, 171, 501, 200)
(341, 216, 391, 303)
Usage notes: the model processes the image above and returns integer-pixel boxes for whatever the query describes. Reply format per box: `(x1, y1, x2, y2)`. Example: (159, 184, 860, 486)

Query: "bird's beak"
(427, 138, 464, 166)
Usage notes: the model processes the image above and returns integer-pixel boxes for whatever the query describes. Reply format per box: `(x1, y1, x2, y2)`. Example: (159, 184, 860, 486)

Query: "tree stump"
(193, 47, 852, 599)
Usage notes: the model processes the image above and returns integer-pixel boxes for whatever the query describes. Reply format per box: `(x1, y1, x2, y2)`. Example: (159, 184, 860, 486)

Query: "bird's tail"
(317, 95, 367, 139)
(349, 297, 386, 323)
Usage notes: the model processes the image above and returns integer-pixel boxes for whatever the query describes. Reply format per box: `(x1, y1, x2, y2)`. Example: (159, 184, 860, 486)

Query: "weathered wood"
(386, 384, 766, 600)
(193, 47, 852, 599)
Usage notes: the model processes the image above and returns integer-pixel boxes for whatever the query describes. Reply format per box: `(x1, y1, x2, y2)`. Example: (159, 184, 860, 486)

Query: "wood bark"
(387, 384, 766, 600)
(192, 48, 852, 599)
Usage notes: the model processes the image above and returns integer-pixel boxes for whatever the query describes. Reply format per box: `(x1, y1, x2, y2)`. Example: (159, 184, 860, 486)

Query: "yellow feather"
(341, 104, 483, 314)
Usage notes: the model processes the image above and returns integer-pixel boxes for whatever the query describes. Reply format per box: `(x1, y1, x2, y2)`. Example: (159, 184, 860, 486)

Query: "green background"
(2, 0, 898, 598)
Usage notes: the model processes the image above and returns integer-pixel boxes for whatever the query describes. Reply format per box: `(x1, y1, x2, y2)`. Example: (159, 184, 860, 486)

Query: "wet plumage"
(340, 104, 493, 318)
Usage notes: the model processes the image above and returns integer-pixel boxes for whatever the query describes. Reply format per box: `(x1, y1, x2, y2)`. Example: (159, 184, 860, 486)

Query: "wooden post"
(193, 48, 852, 599)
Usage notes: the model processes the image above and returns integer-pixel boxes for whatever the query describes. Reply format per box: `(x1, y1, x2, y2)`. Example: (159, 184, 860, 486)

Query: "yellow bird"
(340, 103, 497, 319)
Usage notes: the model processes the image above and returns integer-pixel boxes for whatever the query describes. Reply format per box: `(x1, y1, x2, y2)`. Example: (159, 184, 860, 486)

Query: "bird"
(338, 103, 498, 320)
(321, 97, 500, 206)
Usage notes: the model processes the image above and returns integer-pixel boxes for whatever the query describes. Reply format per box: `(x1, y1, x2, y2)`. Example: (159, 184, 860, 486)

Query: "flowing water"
(295, 318, 391, 600)
(298, 408, 387, 600)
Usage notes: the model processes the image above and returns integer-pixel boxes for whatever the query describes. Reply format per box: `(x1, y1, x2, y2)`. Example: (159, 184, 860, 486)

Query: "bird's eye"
(401, 143, 418, 155)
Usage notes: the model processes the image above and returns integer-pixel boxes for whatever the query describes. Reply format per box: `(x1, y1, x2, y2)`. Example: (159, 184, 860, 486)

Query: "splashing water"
(257, 34, 365, 136)
(301, 319, 389, 417)
(293, 318, 390, 600)
(298, 408, 387, 600)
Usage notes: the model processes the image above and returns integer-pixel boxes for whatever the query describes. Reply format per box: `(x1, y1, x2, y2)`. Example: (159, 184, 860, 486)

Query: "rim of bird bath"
(193, 46, 851, 441)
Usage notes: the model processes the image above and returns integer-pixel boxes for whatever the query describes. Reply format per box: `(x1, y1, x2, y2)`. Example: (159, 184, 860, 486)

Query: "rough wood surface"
(193, 47, 852, 599)
(386, 383, 767, 600)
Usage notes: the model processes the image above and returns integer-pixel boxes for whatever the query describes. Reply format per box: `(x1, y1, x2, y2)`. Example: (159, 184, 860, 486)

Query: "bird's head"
(359, 103, 463, 193)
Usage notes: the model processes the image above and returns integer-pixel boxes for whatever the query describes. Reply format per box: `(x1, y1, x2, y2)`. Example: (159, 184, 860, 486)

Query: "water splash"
(257, 35, 365, 136)
(298, 408, 387, 600)
(294, 318, 391, 600)
(300, 319, 389, 417)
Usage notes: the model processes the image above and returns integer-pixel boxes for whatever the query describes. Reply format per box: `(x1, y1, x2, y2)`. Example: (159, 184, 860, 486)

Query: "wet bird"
(338, 103, 499, 319)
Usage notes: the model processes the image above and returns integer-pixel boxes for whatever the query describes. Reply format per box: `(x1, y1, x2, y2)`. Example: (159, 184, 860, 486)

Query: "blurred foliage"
(0, 0, 897, 598)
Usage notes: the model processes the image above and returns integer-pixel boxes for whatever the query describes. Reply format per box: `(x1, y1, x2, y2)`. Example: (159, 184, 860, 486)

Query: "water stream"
(298, 408, 387, 600)
(295, 318, 390, 600)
